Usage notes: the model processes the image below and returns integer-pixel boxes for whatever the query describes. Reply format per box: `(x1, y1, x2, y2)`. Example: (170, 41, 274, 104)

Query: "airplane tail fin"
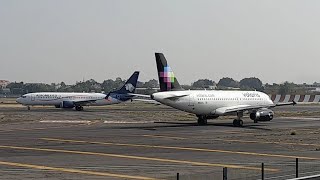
(155, 53, 183, 92)
(112, 71, 140, 94)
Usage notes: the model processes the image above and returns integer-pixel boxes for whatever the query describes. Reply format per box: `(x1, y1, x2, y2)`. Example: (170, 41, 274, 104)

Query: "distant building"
(0, 80, 10, 88)
(1, 88, 10, 94)
(208, 84, 217, 90)
(311, 88, 320, 93)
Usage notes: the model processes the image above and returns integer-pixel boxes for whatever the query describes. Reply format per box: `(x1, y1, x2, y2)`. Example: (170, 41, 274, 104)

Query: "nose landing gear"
(233, 119, 243, 127)
(197, 115, 208, 125)
(75, 106, 84, 111)
(233, 112, 244, 127)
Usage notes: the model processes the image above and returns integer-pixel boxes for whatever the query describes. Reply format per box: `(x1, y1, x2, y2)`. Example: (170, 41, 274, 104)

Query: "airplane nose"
(16, 98, 21, 104)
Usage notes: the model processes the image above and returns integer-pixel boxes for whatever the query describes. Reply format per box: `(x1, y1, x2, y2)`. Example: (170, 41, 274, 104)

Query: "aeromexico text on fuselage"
(16, 92, 131, 107)
(152, 90, 273, 115)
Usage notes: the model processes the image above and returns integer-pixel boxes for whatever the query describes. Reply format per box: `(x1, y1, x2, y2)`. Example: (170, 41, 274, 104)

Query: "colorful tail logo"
(160, 66, 175, 90)
(155, 53, 183, 92)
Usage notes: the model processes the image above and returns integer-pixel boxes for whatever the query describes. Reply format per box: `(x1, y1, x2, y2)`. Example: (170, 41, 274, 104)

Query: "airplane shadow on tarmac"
(116, 121, 272, 131)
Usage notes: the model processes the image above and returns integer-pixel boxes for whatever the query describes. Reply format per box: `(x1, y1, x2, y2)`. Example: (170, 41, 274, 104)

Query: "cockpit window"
(22, 96, 27, 98)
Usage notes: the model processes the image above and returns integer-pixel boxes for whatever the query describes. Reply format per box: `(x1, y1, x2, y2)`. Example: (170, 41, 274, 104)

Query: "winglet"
(292, 100, 297, 106)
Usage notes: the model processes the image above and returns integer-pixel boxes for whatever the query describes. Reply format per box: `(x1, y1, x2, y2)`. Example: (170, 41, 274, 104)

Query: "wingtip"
(292, 100, 297, 106)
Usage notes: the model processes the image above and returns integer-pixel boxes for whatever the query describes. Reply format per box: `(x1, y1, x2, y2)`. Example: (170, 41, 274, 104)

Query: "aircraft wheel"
(233, 119, 238, 127)
(238, 120, 243, 127)
(197, 116, 207, 126)
(233, 119, 243, 127)
(75, 106, 83, 111)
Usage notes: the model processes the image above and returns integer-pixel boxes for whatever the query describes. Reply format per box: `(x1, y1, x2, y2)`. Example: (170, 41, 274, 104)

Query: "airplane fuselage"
(16, 92, 121, 106)
(152, 90, 274, 116)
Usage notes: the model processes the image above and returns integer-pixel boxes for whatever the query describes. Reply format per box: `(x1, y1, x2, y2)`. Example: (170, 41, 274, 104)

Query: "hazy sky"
(1, 0, 320, 85)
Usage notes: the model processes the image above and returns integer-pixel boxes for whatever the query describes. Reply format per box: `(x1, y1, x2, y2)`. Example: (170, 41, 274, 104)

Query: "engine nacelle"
(60, 101, 75, 108)
(250, 109, 274, 121)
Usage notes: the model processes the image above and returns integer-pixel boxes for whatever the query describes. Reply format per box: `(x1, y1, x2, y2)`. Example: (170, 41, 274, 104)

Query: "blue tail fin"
(112, 71, 140, 94)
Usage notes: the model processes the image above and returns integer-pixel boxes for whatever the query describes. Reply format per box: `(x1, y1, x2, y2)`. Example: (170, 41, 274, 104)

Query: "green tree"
(240, 77, 263, 91)
(7, 82, 24, 89)
(101, 78, 125, 93)
(192, 79, 214, 89)
(143, 79, 158, 88)
(217, 77, 239, 88)
(278, 82, 296, 95)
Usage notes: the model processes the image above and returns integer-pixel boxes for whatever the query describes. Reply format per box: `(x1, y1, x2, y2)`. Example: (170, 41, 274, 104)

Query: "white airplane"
(16, 71, 140, 111)
(148, 53, 296, 126)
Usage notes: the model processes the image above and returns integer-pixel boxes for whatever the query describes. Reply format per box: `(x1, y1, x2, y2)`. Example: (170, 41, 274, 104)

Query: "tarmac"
(0, 102, 320, 180)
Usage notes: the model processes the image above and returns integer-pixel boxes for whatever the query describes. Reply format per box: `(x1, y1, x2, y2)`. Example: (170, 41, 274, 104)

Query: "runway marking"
(104, 121, 151, 124)
(0, 123, 91, 133)
(41, 138, 320, 161)
(0, 161, 156, 180)
(40, 120, 91, 123)
(142, 135, 187, 140)
(0, 144, 277, 171)
(222, 131, 255, 135)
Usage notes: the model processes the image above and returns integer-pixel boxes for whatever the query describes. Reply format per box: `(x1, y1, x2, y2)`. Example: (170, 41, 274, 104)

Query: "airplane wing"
(72, 99, 101, 106)
(128, 93, 189, 101)
(127, 93, 161, 104)
(215, 105, 262, 115)
(127, 93, 151, 98)
(215, 101, 296, 115)
(273, 101, 297, 107)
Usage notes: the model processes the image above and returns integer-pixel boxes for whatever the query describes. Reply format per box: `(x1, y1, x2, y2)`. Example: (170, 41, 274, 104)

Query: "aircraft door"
(31, 95, 35, 101)
(188, 94, 194, 107)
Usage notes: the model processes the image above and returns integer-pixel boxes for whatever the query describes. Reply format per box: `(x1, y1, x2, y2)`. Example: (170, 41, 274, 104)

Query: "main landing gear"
(27, 106, 31, 111)
(75, 106, 84, 111)
(197, 115, 208, 126)
(233, 112, 244, 127)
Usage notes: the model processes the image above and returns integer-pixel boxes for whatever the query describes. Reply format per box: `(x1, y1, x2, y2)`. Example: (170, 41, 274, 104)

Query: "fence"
(169, 158, 320, 180)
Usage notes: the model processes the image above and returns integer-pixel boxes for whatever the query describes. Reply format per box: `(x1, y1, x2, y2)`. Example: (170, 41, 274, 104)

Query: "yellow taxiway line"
(41, 138, 320, 161)
(142, 134, 320, 147)
(0, 144, 276, 171)
(210, 138, 320, 147)
(142, 135, 187, 140)
(0, 161, 157, 180)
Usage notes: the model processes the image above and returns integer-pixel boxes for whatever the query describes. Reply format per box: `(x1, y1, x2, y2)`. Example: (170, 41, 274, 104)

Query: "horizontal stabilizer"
(127, 93, 151, 98)
(133, 99, 161, 105)
(164, 94, 189, 101)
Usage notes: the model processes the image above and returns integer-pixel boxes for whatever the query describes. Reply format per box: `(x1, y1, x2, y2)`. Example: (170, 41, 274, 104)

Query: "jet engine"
(250, 109, 274, 121)
(60, 101, 75, 108)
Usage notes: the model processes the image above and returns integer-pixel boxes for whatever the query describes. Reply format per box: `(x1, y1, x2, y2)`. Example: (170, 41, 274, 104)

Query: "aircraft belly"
(166, 101, 193, 113)
(194, 102, 215, 115)
(91, 99, 116, 106)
